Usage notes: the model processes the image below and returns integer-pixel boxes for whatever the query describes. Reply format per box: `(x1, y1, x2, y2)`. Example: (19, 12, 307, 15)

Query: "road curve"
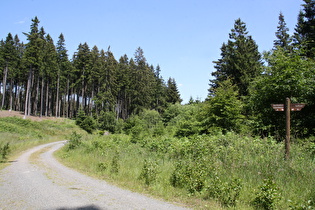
(0, 141, 188, 210)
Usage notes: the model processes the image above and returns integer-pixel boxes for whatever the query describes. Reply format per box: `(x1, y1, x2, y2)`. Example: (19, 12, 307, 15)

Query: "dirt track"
(0, 141, 188, 210)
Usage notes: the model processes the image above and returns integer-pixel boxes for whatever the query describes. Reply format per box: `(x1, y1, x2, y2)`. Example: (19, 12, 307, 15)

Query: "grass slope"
(56, 133, 315, 209)
(0, 112, 82, 166)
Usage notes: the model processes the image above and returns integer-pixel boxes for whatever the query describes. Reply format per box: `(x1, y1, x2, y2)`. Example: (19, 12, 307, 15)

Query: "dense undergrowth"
(57, 131, 315, 209)
(0, 116, 81, 164)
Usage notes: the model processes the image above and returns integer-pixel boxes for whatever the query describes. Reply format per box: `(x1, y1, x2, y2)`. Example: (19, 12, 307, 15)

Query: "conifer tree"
(56, 33, 70, 117)
(210, 18, 262, 97)
(293, 0, 315, 58)
(166, 77, 182, 104)
(23, 16, 42, 117)
(73, 42, 91, 114)
(274, 12, 292, 51)
(1, 33, 19, 110)
(153, 65, 167, 112)
(42, 34, 58, 116)
(116, 54, 131, 119)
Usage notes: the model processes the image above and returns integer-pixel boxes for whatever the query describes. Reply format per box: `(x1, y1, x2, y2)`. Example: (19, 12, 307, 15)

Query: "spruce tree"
(274, 12, 292, 51)
(23, 16, 43, 117)
(166, 77, 182, 104)
(116, 54, 131, 119)
(210, 18, 262, 97)
(73, 42, 91, 114)
(1, 33, 19, 110)
(293, 0, 315, 58)
(56, 33, 70, 117)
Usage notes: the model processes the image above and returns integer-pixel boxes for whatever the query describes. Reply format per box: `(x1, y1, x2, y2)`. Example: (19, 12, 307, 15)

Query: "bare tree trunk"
(66, 78, 70, 118)
(45, 81, 49, 117)
(34, 76, 40, 116)
(55, 71, 60, 117)
(40, 78, 44, 117)
(69, 87, 73, 119)
(24, 67, 32, 118)
(1, 65, 8, 109)
(9, 78, 13, 111)
(58, 99, 61, 118)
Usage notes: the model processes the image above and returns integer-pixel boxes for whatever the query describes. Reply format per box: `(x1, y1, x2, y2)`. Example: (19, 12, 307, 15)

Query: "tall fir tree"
(23, 16, 43, 117)
(210, 18, 262, 97)
(166, 77, 182, 104)
(56, 33, 70, 117)
(293, 0, 315, 58)
(73, 42, 91, 113)
(1, 33, 19, 110)
(274, 12, 292, 51)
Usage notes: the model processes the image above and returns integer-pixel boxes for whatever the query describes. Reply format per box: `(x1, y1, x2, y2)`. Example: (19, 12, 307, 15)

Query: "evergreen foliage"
(210, 18, 262, 97)
(274, 12, 292, 52)
(293, 0, 315, 58)
(0, 17, 181, 123)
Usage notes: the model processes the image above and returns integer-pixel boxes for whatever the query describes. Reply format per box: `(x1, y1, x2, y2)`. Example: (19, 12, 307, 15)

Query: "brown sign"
(271, 103, 305, 111)
(271, 104, 284, 111)
(290, 103, 306, 111)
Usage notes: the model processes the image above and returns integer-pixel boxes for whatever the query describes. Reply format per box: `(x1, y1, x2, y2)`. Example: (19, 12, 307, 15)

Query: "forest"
(1, 0, 315, 209)
(0, 16, 182, 121)
(2, 1, 314, 139)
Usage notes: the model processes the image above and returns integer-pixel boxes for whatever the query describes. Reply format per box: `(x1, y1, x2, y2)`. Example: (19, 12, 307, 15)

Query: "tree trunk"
(24, 67, 32, 118)
(1, 65, 8, 109)
(55, 71, 60, 117)
(40, 78, 44, 117)
(34, 76, 39, 116)
(45, 80, 49, 117)
(9, 78, 13, 111)
(66, 78, 70, 118)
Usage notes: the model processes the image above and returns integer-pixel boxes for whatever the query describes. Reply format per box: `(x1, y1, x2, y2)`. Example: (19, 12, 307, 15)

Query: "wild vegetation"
(1, 0, 315, 209)
(57, 113, 315, 209)
(0, 114, 81, 164)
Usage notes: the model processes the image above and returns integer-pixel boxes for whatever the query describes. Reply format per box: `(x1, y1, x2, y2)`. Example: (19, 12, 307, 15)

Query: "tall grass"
(0, 116, 82, 164)
(56, 132, 315, 209)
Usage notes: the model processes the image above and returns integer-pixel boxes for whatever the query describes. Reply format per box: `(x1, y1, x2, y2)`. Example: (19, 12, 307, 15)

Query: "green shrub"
(98, 162, 107, 172)
(170, 159, 207, 194)
(110, 151, 120, 174)
(98, 111, 117, 133)
(205, 176, 242, 207)
(67, 132, 82, 150)
(75, 110, 96, 134)
(0, 142, 10, 160)
(252, 178, 282, 210)
(139, 159, 159, 186)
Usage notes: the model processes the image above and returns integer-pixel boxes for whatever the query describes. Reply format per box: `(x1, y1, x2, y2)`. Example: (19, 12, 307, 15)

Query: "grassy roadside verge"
(0, 116, 83, 169)
(55, 132, 315, 209)
(55, 133, 218, 209)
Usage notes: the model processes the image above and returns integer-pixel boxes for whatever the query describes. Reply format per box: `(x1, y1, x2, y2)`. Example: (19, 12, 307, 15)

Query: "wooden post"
(285, 97, 290, 160)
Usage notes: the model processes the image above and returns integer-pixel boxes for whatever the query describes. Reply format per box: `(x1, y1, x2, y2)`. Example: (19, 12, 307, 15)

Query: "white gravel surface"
(0, 141, 189, 210)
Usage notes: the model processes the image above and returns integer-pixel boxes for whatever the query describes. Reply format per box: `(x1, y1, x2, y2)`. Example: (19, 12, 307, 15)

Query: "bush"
(67, 132, 82, 151)
(252, 178, 281, 210)
(205, 176, 242, 207)
(110, 151, 120, 174)
(75, 110, 96, 134)
(98, 111, 117, 133)
(170, 159, 207, 194)
(0, 142, 10, 160)
(139, 159, 159, 186)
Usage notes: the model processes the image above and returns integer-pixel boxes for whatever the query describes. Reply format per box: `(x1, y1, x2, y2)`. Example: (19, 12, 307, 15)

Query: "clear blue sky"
(1, 0, 303, 103)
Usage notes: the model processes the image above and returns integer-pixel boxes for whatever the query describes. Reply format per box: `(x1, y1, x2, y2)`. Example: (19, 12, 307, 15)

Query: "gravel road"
(0, 141, 189, 210)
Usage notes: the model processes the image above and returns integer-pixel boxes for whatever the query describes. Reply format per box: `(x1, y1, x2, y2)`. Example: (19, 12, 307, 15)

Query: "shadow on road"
(57, 205, 104, 210)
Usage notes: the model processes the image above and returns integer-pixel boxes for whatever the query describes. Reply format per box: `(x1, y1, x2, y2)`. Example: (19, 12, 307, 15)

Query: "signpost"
(271, 98, 305, 160)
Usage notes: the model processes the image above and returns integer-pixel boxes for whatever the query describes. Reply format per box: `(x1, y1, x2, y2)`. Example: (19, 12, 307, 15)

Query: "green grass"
(56, 133, 315, 209)
(0, 116, 83, 167)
